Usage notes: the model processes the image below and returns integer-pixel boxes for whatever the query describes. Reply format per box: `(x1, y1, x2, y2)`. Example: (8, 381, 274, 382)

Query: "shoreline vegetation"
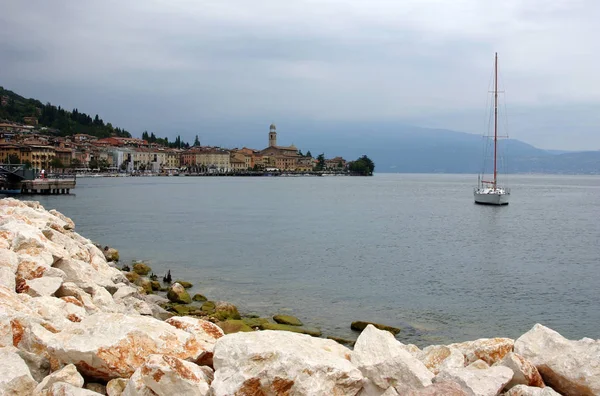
(0, 198, 598, 395)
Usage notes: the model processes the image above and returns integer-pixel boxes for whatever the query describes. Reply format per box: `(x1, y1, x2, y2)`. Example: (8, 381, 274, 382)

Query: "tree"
(98, 158, 110, 171)
(349, 155, 375, 176)
(194, 135, 200, 146)
(71, 158, 82, 169)
(297, 149, 304, 157)
(89, 158, 99, 170)
(315, 153, 326, 171)
(50, 157, 64, 169)
(305, 150, 312, 158)
(7, 154, 20, 164)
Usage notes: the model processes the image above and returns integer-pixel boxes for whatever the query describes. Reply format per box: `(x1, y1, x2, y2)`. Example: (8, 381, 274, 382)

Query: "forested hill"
(0, 86, 131, 138)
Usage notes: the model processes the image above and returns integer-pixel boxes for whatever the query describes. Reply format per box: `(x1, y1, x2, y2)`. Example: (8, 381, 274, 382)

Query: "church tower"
(269, 123, 277, 147)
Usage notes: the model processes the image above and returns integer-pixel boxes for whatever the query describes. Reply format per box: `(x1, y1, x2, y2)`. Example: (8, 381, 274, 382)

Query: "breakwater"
(0, 198, 598, 395)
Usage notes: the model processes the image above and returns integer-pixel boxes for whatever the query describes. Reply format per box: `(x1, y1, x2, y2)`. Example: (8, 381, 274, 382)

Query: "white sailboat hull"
(474, 189, 510, 205)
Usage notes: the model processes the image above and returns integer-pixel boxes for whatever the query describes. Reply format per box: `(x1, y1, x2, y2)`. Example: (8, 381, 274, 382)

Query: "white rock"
(0, 248, 19, 272)
(49, 382, 104, 395)
(29, 296, 86, 330)
(53, 258, 114, 289)
(34, 363, 84, 395)
(514, 323, 600, 396)
(16, 252, 54, 281)
(25, 277, 63, 297)
(212, 330, 363, 396)
(351, 325, 433, 393)
(119, 297, 152, 316)
(448, 338, 514, 366)
(467, 360, 490, 370)
(495, 352, 544, 390)
(418, 345, 465, 375)
(41, 228, 90, 263)
(55, 283, 99, 313)
(106, 378, 128, 396)
(0, 346, 38, 396)
(136, 354, 212, 395)
(0, 266, 16, 291)
(16, 348, 52, 383)
(112, 286, 140, 301)
(41, 313, 214, 380)
(504, 385, 562, 396)
(121, 370, 154, 396)
(48, 209, 75, 230)
(165, 316, 224, 366)
(434, 366, 513, 396)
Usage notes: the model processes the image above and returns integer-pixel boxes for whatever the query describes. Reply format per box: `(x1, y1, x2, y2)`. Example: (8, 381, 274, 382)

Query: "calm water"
(16, 174, 600, 345)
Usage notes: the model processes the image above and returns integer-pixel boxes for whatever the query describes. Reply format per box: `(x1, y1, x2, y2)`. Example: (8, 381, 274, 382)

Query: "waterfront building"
(259, 124, 301, 170)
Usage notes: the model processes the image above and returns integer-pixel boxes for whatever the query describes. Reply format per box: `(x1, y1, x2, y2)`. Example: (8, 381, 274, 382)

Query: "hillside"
(281, 121, 599, 174)
(0, 86, 131, 138)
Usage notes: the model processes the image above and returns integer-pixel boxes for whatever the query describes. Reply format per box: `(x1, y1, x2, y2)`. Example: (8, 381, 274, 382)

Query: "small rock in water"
(192, 293, 208, 302)
(327, 336, 356, 347)
(260, 322, 322, 337)
(273, 314, 303, 326)
(167, 283, 192, 304)
(174, 280, 193, 289)
(351, 320, 401, 335)
(218, 320, 254, 334)
(132, 262, 151, 276)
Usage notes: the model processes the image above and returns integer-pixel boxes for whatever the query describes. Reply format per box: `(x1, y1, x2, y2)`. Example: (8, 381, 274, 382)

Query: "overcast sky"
(1, 0, 599, 150)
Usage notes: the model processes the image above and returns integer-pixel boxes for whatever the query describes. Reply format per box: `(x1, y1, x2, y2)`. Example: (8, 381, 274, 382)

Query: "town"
(0, 120, 353, 176)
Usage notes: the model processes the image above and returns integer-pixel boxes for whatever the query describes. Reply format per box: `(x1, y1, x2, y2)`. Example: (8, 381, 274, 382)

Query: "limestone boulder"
(40, 313, 211, 380)
(0, 346, 38, 396)
(48, 209, 75, 230)
(119, 297, 153, 316)
(467, 360, 490, 370)
(447, 337, 514, 366)
(212, 330, 363, 396)
(34, 363, 84, 395)
(0, 266, 16, 291)
(55, 282, 98, 313)
(403, 381, 469, 396)
(167, 283, 191, 304)
(504, 385, 562, 396)
(41, 228, 90, 263)
(53, 258, 115, 290)
(166, 316, 224, 366)
(134, 354, 212, 395)
(49, 382, 104, 395)
(106, 378, 128, 396)
(16, 348, 52, 383)
(121, 369, 153, 396)
(514, 323, 600, 396)
(434, 366, 513, 396)
(29, 296, 86, 330)
(16, 252, 54, 281)
(112, 286, 140, 301)
(25, 277, 63, 297)
(495, 352, 544, 390)
(351, 325, 433, 393)
(418, 345, 465, 375)
(0, 247, 19, 272)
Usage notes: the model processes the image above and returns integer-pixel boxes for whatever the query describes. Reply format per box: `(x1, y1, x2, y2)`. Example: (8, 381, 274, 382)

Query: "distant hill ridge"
(0, 86, 132, 138)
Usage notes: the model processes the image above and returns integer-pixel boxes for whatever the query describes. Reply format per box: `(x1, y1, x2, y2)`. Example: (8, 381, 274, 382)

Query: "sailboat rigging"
(474, 52, 510, 205)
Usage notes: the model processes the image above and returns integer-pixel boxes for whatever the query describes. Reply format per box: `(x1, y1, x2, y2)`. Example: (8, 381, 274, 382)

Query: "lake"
(16, 174, 600, 346)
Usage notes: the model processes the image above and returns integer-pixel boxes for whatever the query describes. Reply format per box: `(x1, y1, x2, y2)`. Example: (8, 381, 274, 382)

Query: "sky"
(1, 0, 599, 150)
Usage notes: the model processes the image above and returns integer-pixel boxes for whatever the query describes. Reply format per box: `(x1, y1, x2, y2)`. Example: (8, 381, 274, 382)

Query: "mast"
(493, 52, 498, 188)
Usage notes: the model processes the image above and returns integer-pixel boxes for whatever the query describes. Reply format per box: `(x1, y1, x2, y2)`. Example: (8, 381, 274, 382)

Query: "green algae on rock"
(217, 320, 254, 334)
(327, 336, 356, 347)
(213, 302, 241, 321)
(351, 321, 401, 335)
(174, 280, 193, 289)
(192, 293, 208, 302)
(273, 314, 303, 326)
(260, 323, 322, 337)
(242, 317, 270, 329)
(132, 262, 151, 276)
(166, 283, 191, 304)
(201, 301, 216, 314)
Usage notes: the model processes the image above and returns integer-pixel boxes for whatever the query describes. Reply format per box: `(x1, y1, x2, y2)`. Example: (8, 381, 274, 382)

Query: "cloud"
(1, 0, 599, 149)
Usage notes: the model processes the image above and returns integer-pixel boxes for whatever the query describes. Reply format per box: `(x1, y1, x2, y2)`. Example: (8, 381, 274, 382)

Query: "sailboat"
(474, 52, 510, 205)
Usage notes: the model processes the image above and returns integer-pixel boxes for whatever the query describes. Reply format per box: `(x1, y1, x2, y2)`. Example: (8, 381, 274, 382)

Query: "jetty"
(0, 163, 76, 195)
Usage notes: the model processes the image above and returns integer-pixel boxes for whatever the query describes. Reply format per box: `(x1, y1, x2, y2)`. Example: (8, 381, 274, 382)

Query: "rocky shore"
(0, 198, 599, 396)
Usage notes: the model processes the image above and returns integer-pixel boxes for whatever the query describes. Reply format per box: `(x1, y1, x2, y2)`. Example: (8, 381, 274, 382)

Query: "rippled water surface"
(23, 174, 600, 345)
